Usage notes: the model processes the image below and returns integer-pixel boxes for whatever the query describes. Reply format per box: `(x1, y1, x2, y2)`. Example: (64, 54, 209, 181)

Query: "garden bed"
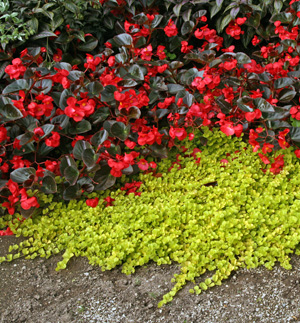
(1, 235, 300, 323)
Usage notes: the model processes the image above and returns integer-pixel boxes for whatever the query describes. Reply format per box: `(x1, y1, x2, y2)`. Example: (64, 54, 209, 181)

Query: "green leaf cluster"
(3, 129, 300, 307)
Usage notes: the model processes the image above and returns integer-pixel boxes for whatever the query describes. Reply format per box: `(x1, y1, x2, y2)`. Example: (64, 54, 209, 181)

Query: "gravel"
(1, 235, 300, 322)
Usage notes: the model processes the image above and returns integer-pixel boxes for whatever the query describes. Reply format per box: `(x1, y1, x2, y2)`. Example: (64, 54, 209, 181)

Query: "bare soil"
(1, 235, 300, 323)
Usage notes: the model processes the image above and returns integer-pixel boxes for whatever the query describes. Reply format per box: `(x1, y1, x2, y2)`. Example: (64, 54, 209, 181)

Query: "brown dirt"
(1, 235, 300, 323)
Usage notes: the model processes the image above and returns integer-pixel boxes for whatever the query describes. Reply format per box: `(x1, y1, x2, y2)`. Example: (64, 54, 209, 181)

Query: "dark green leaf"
(219, 14, 232, 32)
(182, 9, 192, 22)
(133, 13, 148, 24)
(64, 1, 78, 13)
(3, 79, 30, 94)
(69, 120, 91, 134)
(181, 21, 195, 35)
(173, 3, 183, 16)
(290, 127, 300, 142)
(51, 115, 69, 129)
(263, 108, 290, 121)
(149, 143, 168, 158)
(274, 0, 283, 12)
(101, 85, 117, 102)
(83, 148, 98, 167)
(167, 84, 185, 94)
(103, 16, 115, 29)
(42, 176, 57, 194)
(216, 98, 232, 114)
(94, 165, 116, 191)
(278, 88, 296, 103)
(63, 184, 81, 200)
(31, 79, 53, 95)
(27, 18, 39, 33)
(60, 156, 77, 175)
(0, 104, 23, 121)
(38, 143, 55, 156)
(73, 140, 92, 160)
(10, 167, 36, 183)
(52, 15, 64, 29)
(151, 15, 163, 28)
(237, 98, 253, 112)
(170, 61, 184, 70)
(91, 130, 109, 147)
(236, 52, 252, 65)
(59, 89, 72, 110)
(110, 122, 131, 141)
(90, 107, 110, 124)
(19, 133, 33, 146)
(128, 64, 144, 81)
(31, 31, 58, 40)
(68, 71, 84, 82)
(183, 93, 195, 107)
(230, 7, 240, 19)
(120, 106, 141, 119)
(210, 5, 222, 18)
(156, 109, 169, 119)
(77, 37, 98, 52)
(113, 33, 133, 47)
(0, 61, 10, 79)
(274, 78, 294, 89)
(64, 166, 79, 185)
(40, 124, 55, 138)
(87, 82, 104, 96)
(254, 98, 275, 113)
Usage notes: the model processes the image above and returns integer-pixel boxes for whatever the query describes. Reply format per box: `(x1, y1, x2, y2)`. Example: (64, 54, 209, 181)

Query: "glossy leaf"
(10, 167, 36, 183)
(42, 176, 57, 194)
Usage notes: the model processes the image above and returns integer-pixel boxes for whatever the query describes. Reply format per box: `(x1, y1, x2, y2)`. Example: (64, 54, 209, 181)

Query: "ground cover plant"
(2, 0, 300, 308)
(2, 129, 300, 308)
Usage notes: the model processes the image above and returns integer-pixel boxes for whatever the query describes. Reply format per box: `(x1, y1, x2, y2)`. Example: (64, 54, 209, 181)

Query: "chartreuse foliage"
(2, 128, 300, 307)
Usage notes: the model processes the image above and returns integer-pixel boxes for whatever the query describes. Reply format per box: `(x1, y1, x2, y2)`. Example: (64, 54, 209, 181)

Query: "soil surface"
(1, 235, 300, 323)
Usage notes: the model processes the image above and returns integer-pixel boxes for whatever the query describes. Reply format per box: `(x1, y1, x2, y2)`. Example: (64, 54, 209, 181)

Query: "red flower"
(270, 154, 284, 174)
(245, 109, 262, 122)
(53, 48, 63, 62)
(258, 153, 270, 165)
(11, 156, 30, 170)
(51, 68, 70, 89)
(233, 124, 243, 137)
(262, 143, 274, 154)
(45, 132, 61, 147)
(149, 161, 157, 169)
(0, 227, 14, 236)
(104, 196, 115, 207)
(84, 54, 101, 71)
(157, 64, 168, 73)
(21, 196, 39, 210)
(169, 127, 187, 141)
(252, 35, 261, 46)
(295, 149, 300, 158)
(124, 139, 136, 149)
(137, 159, 149, 171)
(140, 45, 153, 61)
(156, 46, 166, 60)
(164, 20, 178, 37)
(34, 127, 45, 137)
(226, 20, 245, 40)
(181, 41, 193, 53)
(290, 106, 300, 120)
(5, 58, 26, 79)
(45, 160, 60, 175)
(0, 126, 8, 142)
(220, 123, 235, 136)
(108, 56, 115, 66)
(86, 197, 99, 207)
